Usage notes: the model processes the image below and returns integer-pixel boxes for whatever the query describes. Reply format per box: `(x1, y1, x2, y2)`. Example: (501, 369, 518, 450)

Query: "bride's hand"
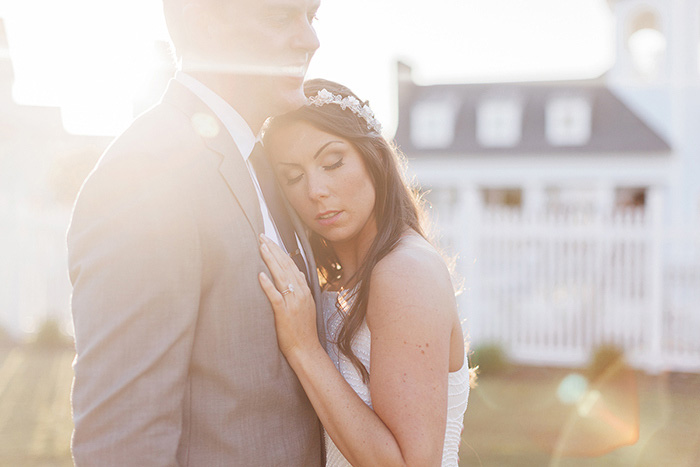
(258, 234, 320, 359)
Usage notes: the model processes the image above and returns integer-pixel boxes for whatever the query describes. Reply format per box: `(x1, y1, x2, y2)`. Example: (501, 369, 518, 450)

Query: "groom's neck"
(186, 69, 266, 134)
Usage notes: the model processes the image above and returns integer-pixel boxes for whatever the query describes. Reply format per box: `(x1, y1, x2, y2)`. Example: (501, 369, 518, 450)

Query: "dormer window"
(476, 97, 522, 148)
(410, 99, 459, 149)
(546, 96, 592, 146)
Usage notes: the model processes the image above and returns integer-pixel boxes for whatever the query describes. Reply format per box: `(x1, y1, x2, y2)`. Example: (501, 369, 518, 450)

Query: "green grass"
(2, 346, 700, 466)
(460, 366, 700, 466)
(0, 345, 74, 467)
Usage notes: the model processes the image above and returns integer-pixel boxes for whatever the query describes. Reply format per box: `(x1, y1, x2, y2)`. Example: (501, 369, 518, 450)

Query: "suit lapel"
(162, 79, 263, 235)
(210, 132, 264, 235)
(163, 80, 325, 342)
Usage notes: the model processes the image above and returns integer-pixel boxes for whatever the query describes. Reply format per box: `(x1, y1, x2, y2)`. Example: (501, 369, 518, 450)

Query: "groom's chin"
(268, 82, 308, 117)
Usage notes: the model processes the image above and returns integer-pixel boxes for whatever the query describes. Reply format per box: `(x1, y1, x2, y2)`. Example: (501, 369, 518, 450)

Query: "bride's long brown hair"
(263, 79, 431, 382)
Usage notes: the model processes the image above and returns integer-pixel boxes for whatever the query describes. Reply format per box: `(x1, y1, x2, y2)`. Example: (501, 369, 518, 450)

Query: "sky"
(0, 0, 616, 135)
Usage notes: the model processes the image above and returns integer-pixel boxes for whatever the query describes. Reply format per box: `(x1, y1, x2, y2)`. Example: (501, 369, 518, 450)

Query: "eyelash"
(285, 158, 344, 185)
(325, 158, 344, 171)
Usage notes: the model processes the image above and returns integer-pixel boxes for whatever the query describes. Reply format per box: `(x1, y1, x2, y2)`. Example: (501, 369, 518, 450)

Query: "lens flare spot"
(191, 113, 220, 139)
(556, 373, 589, 405)
(577, 389, 602, 417)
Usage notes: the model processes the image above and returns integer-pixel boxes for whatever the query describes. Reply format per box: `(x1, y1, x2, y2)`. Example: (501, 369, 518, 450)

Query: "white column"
(595, 181, 615, 217)
(456, 185, 481, 347)
(522, 182, 545, 214)
(647, 186, 665, 373)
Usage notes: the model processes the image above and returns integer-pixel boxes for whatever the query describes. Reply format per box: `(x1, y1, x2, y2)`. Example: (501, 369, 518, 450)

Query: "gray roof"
(395, 67, 671, 156)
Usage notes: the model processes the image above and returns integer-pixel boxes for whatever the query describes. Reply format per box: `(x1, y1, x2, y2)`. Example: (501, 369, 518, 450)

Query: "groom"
(67, 0, 323, 464)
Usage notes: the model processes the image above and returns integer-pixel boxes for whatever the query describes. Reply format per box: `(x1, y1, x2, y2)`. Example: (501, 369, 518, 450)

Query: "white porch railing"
(0, 205, 73, 337)
(429, 187, 700, 374)
(2, 190, 699, 374)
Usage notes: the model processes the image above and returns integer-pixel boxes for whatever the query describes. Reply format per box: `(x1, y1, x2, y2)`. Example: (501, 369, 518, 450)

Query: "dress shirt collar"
(175, 71, 257, 160)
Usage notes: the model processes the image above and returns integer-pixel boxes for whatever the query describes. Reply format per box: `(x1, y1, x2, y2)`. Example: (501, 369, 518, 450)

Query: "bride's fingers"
(259, 240, 289, 289)
(260, 248, 301, 302)
(259, 235, 304, 289)
(258, 272, 285, 309)
(260, 235, 299, 273)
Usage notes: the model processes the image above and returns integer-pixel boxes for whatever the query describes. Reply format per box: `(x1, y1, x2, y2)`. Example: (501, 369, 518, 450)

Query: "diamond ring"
(280, 284, 295, 296)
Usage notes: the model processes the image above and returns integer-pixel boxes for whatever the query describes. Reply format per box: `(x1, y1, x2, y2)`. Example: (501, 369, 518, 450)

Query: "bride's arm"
(258, 235, 455, 467)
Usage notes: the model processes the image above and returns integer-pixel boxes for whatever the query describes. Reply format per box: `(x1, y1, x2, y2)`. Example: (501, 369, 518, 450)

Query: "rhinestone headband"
(306, 89, 382, 134)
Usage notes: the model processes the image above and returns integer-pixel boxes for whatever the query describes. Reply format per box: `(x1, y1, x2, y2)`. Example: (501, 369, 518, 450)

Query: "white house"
(395, 0, 700, 373)
(0, 16, 176, 338)
(0, 19, 111, 337)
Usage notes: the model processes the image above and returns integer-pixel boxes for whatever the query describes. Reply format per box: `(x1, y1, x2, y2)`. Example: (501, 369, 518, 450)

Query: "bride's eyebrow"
(313, 141, 344, 159)
(275, 141, 345, 167)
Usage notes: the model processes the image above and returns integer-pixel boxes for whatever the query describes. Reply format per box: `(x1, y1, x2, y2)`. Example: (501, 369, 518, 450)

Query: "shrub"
(0, 324, 16, 347)
(470, 343, 509, 374)
(587, 343, 627, 380)
(28, 318, 74, 348)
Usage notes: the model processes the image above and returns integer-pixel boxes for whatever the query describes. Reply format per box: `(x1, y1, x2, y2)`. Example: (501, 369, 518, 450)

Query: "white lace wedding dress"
(321, 289, 470, 467)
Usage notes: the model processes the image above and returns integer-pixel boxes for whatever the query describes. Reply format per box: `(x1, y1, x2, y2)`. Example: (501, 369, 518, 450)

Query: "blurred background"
(0, 0, 698, 465)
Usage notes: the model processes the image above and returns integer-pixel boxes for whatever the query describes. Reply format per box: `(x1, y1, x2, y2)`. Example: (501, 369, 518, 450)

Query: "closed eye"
(285, 173, 304, 185)
(323, 158, 344, 171)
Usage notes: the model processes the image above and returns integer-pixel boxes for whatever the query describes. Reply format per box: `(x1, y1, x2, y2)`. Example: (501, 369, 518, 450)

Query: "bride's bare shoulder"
(374, 233, 448, 281)
(367, 233, 455, 322)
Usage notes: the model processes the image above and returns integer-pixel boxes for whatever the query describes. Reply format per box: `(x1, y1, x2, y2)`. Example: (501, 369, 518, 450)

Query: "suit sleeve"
(68, 155, 201, 466)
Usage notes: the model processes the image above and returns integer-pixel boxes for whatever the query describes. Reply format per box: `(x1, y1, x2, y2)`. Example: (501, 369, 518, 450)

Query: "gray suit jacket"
(68, 80, 324, 466)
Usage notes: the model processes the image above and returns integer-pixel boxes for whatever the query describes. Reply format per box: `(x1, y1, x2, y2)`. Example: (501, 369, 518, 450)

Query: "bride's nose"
(306, 172, 330, 200)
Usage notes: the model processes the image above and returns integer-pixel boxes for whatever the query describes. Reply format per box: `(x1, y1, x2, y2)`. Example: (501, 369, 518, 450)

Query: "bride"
(258, 79, 471, 466)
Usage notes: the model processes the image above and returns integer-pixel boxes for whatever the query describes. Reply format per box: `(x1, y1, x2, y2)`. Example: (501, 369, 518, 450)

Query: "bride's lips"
(316, 210, 342, 226)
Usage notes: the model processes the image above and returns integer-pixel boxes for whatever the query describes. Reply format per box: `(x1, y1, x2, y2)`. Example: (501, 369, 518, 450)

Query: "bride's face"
(266, 120, 377, 250)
